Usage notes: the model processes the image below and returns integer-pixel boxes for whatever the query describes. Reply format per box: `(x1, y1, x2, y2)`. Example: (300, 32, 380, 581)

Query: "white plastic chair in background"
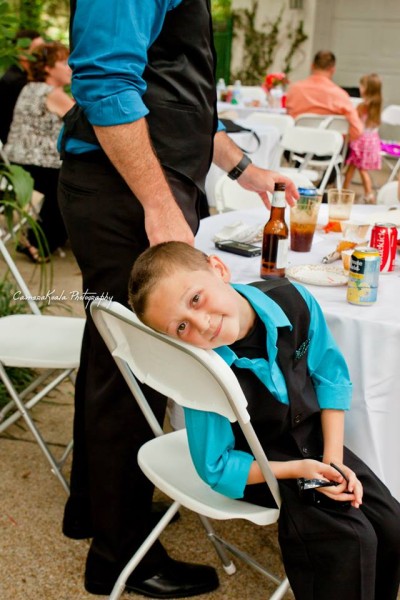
(243, 114, 295, 165)
(279, 126, 344, 194)
(376, 181, 399, 205)
(380, 105, 400, 183)
(91, 300, 290, 600)
(0, 235, 85, 493)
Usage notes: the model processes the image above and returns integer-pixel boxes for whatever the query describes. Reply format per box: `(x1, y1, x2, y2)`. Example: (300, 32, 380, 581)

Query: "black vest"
(232, 280, 323, 462)
(64, 0, 217, 191)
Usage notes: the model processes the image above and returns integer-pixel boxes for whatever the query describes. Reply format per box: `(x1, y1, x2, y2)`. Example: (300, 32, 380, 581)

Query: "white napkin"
(214, 220, 263, 244)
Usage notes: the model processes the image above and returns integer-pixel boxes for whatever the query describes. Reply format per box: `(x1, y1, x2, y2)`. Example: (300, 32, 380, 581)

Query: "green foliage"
(283, 20, 308, 77)
(19, 0, 44, 32)
(232, 0, 308, 85)
(211, 0, 232, 21)
(0, 0, 22, 71)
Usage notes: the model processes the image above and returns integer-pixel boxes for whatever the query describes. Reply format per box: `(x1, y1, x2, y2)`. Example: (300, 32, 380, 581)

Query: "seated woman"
(4, 41, 74, 262)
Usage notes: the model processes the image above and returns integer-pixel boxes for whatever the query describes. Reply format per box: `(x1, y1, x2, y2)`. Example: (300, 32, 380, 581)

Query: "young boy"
(129, 241, 400, 600)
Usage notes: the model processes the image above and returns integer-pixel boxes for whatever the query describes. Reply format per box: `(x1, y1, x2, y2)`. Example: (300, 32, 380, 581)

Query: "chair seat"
(0, 314, 85, 368)
(139, 429, 280, 526)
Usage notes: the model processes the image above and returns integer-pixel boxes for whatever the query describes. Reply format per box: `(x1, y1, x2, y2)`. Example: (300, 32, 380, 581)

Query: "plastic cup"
(290, 193, 322, 252)
(327, 189, 355, 232)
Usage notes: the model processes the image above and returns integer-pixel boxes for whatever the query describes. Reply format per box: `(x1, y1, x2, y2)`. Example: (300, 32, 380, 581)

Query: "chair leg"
(269, 577, 291, 600)
(109, 501, 181, 600)
(197, 514, 236, 574)
(0, 364, 70, 494)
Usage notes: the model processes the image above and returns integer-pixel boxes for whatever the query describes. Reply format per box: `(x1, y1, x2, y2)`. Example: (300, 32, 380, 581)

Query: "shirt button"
(294, 414, 302, 424)
(302, 447, 309, 455)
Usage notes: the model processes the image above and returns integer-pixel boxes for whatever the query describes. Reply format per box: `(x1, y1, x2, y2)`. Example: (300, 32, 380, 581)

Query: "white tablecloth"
(194, 204, 400, 501)
(206, 123, 281, 207)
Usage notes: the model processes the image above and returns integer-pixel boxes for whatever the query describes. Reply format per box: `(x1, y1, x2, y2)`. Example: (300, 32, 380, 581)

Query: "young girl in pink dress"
(344, 73, 382, 203)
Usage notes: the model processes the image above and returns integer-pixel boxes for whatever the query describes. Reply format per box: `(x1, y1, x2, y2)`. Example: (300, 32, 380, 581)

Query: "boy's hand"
(319, 462, 363, 508)
(298, 460, 363, 508)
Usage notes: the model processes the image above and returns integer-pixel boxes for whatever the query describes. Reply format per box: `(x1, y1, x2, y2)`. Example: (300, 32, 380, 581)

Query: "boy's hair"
(129, 242, 209, 321)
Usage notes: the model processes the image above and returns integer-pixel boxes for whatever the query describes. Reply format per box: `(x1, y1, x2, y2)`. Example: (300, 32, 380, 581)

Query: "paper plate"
(286, 264, 348, 286)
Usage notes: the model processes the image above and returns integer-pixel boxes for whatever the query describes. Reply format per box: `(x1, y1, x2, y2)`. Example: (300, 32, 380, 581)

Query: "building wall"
(231, 0, 400, 106)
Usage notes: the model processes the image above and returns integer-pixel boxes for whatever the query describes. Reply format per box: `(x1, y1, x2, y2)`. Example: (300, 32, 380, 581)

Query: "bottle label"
(276, 238, 289, 268)
(272, 191, 286, 208)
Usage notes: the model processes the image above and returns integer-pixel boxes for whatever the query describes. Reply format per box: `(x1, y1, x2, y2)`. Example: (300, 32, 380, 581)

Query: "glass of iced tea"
(327, 189, 355, 232)
(290, 188, 322, 252)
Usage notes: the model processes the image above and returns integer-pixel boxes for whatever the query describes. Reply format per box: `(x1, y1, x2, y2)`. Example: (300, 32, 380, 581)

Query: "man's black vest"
(64, 0, 217, 192)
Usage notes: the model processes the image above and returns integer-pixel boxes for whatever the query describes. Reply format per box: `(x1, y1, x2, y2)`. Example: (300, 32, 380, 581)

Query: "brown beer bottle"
(260, 182, 289, 279)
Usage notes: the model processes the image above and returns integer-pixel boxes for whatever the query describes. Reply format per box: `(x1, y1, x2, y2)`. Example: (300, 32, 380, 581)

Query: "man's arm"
(341, 98, 364, 141)
(94, 119, 194, 246)
(212, 130, 298, 208)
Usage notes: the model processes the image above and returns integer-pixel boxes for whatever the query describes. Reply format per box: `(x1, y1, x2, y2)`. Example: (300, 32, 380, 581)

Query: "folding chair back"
(0, 234, 85, 492)
(280, 126, 344, 194)
(214, 175, 265, 212)
(91, 300, 289, 600)
(380, 105, 400, 183)
(376, 181, 399, 205)
(244, 113, 294, 137)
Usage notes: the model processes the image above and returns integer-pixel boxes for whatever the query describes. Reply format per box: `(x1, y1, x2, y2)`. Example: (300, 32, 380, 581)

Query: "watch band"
(227, 154, 252, 180)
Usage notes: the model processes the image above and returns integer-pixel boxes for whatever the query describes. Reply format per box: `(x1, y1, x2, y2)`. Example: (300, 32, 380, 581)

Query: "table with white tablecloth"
(205, 122, 281, 207)
(195, 204, 400, 501)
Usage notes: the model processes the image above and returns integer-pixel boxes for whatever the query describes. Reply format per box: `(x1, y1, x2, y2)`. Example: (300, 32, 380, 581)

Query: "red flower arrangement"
(262, 72, 289, 92)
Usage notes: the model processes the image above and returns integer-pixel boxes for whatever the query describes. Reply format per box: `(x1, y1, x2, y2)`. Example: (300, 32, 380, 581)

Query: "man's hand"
(144, 202, 194, 246)
(237, 164, 299, 209)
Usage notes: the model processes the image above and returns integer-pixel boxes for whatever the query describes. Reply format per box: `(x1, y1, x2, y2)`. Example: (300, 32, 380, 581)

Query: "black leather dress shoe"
(85, 558, 219, 597)
(63, 500, 180, 540)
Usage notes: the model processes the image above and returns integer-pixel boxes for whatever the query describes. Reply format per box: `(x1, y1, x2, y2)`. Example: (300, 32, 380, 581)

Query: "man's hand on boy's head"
(237, 165, 299, 209)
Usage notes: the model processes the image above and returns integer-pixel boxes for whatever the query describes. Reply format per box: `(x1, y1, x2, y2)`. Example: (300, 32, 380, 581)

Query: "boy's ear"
(207, 254, 231, 282)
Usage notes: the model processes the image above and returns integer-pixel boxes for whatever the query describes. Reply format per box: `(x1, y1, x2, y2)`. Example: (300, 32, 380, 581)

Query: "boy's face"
(143, 255, 253, 350)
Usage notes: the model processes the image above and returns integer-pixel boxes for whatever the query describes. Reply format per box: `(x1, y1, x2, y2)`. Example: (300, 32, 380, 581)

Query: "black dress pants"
(247, 446, 400, 600)
(18, 164, 68, 254)
(58, 152, 202, 582)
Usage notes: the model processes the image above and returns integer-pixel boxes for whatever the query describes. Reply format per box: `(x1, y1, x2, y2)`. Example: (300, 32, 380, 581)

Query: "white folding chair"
(380, 105, 400, 183)
(294, 114, 349, 177)
(214, 175, 265, 213)
(279, 126, 344, 194)
(244, 113, 295, 138)
(376, 181, 399, 205)
(243, 114, 295, 166)
(91, 300, 290, 600)
(0, 235, 85, 493)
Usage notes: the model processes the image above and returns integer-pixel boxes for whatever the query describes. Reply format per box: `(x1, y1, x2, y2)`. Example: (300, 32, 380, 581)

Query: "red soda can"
(370, 223, 398, 272)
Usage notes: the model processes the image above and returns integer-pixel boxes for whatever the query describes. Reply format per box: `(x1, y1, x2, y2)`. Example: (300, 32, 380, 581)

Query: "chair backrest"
(376, 181, 399, 205)
(295, 113, 349, 135)
(0, 235, 41, 315)
(91, 299, 281, 507)
(244, 113, 294, 137)
(381, 105, 400, 126)
(280, 126, 343, 157)
(214, 174, 265, 213)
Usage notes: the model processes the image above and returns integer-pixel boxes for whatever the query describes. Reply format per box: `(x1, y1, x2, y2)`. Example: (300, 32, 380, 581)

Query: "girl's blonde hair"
(359, 73, 382, 127)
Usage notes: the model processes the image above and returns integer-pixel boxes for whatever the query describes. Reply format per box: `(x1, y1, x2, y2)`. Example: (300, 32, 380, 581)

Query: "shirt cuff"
(85, 90, 149, 126)
(212, 450, 254, 498)
(316, 384, 352, 410)
(217, 119, 226, 132)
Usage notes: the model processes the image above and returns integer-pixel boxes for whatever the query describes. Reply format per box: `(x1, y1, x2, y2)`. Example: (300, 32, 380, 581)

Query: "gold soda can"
(346, 247, 380, 306)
